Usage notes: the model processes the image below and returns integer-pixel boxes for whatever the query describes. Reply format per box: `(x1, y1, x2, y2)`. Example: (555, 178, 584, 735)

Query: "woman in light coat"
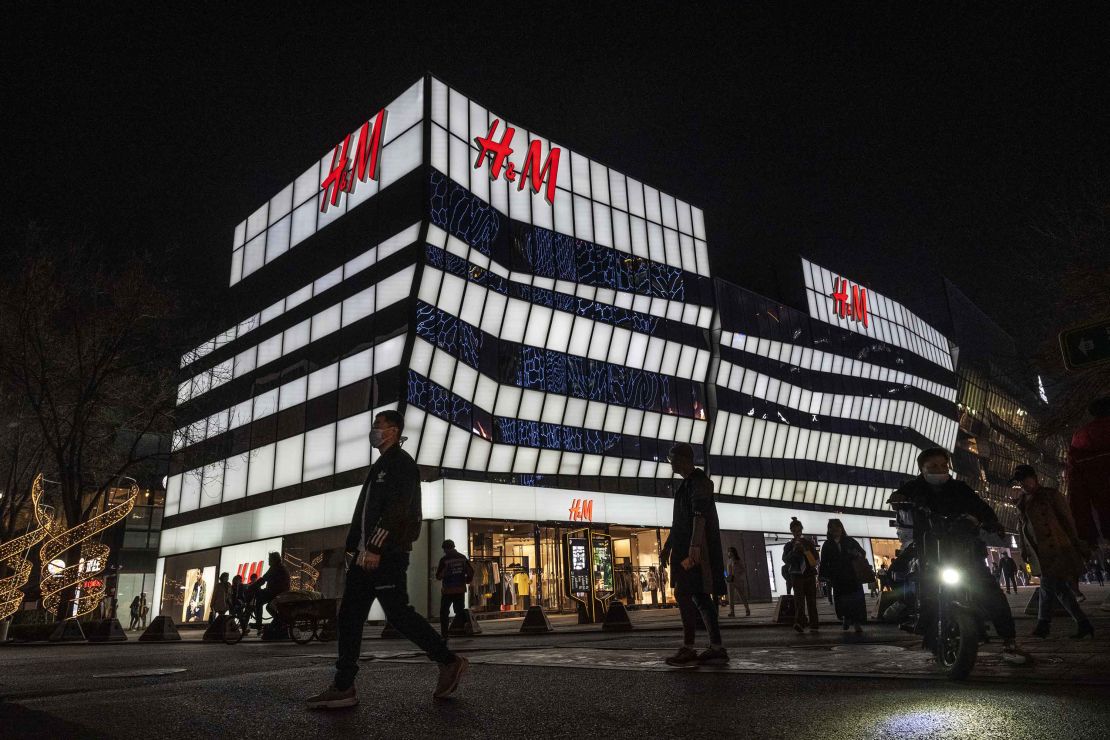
(1013, 464, 1093, 639)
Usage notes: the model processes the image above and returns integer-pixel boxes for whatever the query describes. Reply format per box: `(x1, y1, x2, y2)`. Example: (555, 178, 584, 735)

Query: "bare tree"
(1030, 183, 1110, 438)
(0, 230, 185, 621)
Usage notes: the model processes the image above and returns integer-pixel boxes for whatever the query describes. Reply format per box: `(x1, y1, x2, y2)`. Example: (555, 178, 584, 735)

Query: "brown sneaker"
(664, 646, 700, 668)
(305, 684, 358, 710)
(434, 656, 469, 699)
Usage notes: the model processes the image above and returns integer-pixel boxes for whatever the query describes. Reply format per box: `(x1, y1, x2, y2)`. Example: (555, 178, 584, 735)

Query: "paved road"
(2, 587, 1108, 739)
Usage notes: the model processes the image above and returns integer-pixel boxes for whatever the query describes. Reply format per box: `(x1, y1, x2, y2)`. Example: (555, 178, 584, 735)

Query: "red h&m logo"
(236, 560, 264, 582)
(831, 276, 869, 328)
(568, 498, 594, 522)
(320, 109, 389, 212)
(474, 119, 561, 204)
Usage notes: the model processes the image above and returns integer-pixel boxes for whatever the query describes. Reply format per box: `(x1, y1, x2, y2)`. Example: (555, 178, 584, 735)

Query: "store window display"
(159, 547, 219, 621)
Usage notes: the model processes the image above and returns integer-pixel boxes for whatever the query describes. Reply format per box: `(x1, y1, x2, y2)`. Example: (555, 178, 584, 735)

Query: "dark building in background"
(943, 279, 1066, 535)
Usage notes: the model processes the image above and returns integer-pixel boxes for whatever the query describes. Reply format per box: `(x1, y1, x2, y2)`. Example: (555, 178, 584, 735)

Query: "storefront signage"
(590, 534, 614, 594)
(320, 109, 388, 213)
(568, 498, 593, 522)
(474, 119, 561, 204)
(567, 536, 590, 593)
(236, 560, 265, 582)
(830, 276, 869, 328)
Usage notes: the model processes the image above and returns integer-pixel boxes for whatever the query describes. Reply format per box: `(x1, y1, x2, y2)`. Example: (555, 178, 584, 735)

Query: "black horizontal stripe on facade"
(713, 385, 947, 453)
(200, 166, 427, 367)
(427, 168, 717, 309)
(177, 235, 421, 393)
(424, 243, 709, 351)
(169, 365, 405, 477)
(173, 300, 412, 431)
(414, 300, 709, 419)
(715, 279, 958, 391)
(717, 342, 958, 421)
(406, 368, 705, 463)
(708, 455, 912, 490)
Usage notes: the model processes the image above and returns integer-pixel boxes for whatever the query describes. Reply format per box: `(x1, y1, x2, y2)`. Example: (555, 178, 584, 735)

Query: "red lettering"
(320, 109, 388, 213)
(352, 110, 388, 184)
(520, 139, 560, 204)
(831, 277, 850, 319)
(852, 284, 869, 327)
(475, 119, 561, 203)
(581, 499, 593, 522)
(474, 119, 516, 180)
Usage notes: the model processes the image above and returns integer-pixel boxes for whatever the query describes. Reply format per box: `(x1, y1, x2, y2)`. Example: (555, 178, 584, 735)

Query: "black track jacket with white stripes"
(345, 444, 423, 555)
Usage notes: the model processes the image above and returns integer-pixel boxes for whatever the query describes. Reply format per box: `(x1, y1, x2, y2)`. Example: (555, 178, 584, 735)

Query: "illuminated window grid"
(419, 94, 709, 480)
(178, 265, 415, 405)
(170, 269, 416, 514)
(802, 260, 953, 372)
(230, 81, 426, 287)
(721, 330, 956, 404)
(183, 224, 420, 370)
(715, 359, 954, 453)
(711, 475, 888, 511)
(710, 412, 920, 478)
(429, 78, 711, 280)
(172, 335, 406, 452)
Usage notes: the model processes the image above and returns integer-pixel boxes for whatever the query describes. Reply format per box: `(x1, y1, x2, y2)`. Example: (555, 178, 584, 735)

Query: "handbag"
(851, 555, 876, 584)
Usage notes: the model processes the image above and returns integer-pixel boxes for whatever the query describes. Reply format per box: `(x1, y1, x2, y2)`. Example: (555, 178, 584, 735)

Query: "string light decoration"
(39, 481, 139, 618)
(284, 551, 323, 593)
(0, 475, 50, 622)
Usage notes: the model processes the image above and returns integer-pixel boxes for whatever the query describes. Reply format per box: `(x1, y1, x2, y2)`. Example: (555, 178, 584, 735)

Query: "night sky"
(4, 5, 1106, 351)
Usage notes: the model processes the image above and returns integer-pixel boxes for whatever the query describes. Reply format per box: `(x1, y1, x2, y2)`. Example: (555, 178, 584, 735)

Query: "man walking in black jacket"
(306, 410, 467, 709)
(661, 442, 728, 667)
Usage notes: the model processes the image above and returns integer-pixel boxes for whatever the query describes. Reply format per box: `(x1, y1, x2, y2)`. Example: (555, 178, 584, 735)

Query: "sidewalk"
(118, 584, 1110, 642)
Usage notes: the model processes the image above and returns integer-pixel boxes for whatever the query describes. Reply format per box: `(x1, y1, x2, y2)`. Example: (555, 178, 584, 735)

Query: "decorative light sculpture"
(39, 481, 138, 617)
(284, 551, 323, 592)
(0, 475, 49, 621)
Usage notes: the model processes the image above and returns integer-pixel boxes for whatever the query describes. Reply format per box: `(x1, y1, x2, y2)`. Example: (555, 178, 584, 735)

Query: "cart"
(273, 594, 338, 644)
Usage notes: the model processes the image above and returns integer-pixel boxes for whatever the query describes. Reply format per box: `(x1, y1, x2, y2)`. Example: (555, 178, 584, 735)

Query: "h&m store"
(156, 76, 959, 622)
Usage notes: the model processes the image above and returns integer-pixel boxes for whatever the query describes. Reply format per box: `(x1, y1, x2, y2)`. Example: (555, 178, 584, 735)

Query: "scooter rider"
(889, 447, 1028, 665)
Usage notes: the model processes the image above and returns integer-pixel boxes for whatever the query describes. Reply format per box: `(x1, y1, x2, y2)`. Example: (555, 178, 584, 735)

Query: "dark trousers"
(1038, 574, 1088, 624)
(1003, 573, 1017, 592)
(969, 563, 1015, 640)
(335, 553, 454, 691)
(676, 592, 722, 646)
(253, 590, 279, 628)
(792, 575, 819, 628)
(440, 593, 466, 636)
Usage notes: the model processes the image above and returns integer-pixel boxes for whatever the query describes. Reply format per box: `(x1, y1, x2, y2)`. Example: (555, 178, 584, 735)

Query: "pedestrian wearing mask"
(819, 519, 867, 634)
(783, 518, 819, 633)
(1012, 464, 1094, 640)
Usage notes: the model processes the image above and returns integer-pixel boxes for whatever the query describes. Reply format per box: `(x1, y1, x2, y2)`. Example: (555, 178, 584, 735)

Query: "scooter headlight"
(941, 567, 961, 585)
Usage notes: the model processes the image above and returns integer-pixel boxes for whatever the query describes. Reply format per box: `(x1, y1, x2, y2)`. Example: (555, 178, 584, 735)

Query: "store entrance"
(467, 520, 674, 616)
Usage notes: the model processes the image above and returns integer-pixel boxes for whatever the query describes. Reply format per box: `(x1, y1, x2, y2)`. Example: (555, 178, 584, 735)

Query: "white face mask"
(924, 472, 950, 486)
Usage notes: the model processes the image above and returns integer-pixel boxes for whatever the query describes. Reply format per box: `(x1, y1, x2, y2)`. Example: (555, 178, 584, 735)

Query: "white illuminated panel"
(179, 267, 415, 405)
(428, 77, 710, 279)
(229, 81, 424, 287)
(801, 258, 954, 371)
(184, 224, 419, 369)
(715, 358, 957, 449)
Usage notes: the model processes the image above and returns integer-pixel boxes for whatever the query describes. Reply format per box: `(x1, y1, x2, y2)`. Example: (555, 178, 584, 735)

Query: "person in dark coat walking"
(661, 442, 727, 667)
(999, 552, 1019, 593)
(819, 519, 867, 634)
(306, 410, 467, 709)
